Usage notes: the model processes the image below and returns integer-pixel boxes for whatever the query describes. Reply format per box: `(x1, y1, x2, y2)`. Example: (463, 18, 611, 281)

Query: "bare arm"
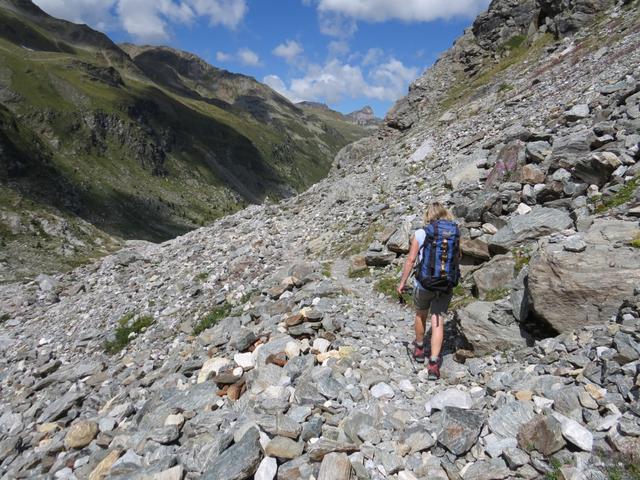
(397, 237, 420, 295)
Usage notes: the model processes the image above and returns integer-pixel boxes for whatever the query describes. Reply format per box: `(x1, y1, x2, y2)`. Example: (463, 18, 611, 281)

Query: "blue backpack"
(415, 220, 461, 292)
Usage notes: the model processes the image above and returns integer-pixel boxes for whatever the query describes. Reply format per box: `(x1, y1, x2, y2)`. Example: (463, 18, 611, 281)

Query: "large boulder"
(489, 207, 574, 253)
(528, 219, 640, 332)
(472, 254, 516, 299)
(549, 128, 596, 171)
(457, 301, 531, 355)
(485, 140, 526, 188)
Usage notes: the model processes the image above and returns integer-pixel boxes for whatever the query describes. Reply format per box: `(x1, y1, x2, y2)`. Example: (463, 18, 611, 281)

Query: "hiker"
(397, 202, 461, 380)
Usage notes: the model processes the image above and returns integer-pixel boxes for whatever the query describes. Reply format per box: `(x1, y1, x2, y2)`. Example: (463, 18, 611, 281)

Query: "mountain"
(0, 0, 370, 282)
(296, 101, 379, 140)
(346, 105, 382, 128)
(1, 0, 640, 479)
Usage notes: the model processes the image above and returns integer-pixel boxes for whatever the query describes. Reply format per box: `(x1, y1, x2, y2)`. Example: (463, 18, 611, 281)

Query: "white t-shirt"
(413, 228, 427, 290)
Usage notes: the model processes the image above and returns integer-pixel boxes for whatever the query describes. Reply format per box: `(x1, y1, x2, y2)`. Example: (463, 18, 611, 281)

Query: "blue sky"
(33, 0, 490, 116)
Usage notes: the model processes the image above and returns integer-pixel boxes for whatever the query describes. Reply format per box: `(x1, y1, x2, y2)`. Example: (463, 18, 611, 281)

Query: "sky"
(32, 0, 491, 117)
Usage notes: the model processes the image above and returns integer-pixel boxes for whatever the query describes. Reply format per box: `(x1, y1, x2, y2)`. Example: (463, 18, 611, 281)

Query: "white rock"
(482, 223, 498, 235)
(398, 471, 419, 480)
(371, 382, 394, 399)
(552, 412, 593, 451)
(284, 341, 301, 358)
(234, 352, 255, 370)
(516, 203, 532, 215)
(197, 357, 232, 384)
(427, 388, 473, 411)
(164, 413, 185, 428)
(398, 379, 415, 393)
(255, 456, 277, 480)
(312, 338, 331, 354)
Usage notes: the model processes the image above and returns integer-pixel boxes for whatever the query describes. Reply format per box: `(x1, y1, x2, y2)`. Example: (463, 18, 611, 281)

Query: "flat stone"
(202, 427, 263, 480)
(371, 382, 394, 399)
(488, 401, 535, 439)
(551, 412, 593, 451)
(427, 388, 473, 411)
(254, 456, 278, 480)
(265, 436, 303, 459)
(318, 452, 352, 480)
(438, 407, 484, 455)
(516, 415, 566, 456)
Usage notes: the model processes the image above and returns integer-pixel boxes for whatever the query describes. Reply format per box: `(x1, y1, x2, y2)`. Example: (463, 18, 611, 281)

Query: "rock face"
(489, 207, 574, 253)
(202, 428, 263, 480)
(529, 220, 640, 332)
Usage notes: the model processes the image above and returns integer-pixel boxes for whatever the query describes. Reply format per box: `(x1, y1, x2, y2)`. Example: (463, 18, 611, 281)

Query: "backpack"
(415, 220, 461, 292)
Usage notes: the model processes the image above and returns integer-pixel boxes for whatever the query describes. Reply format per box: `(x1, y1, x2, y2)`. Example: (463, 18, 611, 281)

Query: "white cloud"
(327, 40, 349, 57)
(33, 0, 116, 30)
(264, 56, 417, 105)
(315, 0, 490, 22)
(34, 0, 247, 42)
(318, 10, 357, 37)
(361, 47, 383, 66)
(216, 51, 232, 62)
(272, 40, 304, 63)
(189, 0, 247, 28)
(214, 48, 262, 67)
(237, 48, 262, 66)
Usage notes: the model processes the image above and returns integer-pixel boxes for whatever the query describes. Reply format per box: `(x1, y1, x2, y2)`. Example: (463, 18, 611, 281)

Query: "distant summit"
(346, 105, 382, 128)
(297, 102, 382, 129)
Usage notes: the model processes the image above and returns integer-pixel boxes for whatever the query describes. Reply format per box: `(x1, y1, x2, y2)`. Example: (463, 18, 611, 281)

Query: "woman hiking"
(397, 202, 461, 380)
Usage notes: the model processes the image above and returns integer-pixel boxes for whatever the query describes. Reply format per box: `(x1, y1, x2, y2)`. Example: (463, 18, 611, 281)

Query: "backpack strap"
(429, 221, 438, 279)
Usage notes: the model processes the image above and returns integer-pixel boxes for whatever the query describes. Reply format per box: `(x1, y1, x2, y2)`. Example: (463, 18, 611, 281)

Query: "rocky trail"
(2, 0, 640, 479)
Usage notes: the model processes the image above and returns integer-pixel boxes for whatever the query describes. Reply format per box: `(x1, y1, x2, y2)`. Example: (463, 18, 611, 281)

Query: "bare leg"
(414, 311, 427, 344)
(430, 314, 445, 359)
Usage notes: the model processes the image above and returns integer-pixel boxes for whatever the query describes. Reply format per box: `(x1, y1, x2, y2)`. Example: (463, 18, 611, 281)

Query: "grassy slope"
(0, 6, 370, 243)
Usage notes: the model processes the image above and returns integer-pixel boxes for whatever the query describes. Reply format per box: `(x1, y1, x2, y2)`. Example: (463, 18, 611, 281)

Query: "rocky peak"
(346, 105, 382, 128)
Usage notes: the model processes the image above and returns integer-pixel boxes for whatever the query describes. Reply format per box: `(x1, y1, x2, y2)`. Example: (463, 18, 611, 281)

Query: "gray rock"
(472, 255, 516, 299)
(529, 223, 640, 332)
(202, 428, 263, 480)
(438, 407, 484, 455)
(488, 401, 535, 439)
(489, 207, 573, 253)
(458, 302, 531, 355)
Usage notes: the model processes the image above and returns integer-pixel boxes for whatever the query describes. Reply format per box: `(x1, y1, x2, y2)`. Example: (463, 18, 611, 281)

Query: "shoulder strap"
(429, 221, 438, 278)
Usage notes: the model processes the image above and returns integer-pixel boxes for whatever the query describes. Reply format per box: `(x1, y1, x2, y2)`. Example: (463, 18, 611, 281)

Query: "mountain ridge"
(0, 1, 371, 282)
(0, 0, 639, 478)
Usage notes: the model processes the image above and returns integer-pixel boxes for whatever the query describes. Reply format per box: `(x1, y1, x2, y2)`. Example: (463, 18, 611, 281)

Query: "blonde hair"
(424, 202, 454, 224)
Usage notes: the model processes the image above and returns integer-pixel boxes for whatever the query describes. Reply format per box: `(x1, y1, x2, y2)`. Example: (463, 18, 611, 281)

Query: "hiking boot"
(427, 359, 441, 380)
(413, 342, 425, 363)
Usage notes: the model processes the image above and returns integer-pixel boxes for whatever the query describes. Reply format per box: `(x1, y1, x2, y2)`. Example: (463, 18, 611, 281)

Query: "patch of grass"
(0, 313, 9, 323)
(348, 268, 370, 279)
(513, 247, 532, 273)
(193, 303, 232, 335)
(484, 288, 510, 302)
(631, 235, 640, 249)
(452, 284, 466, 297)
(375, 275, 412, 305)
(321, 261, 333, 278)
(195, 271, 209, 282)
(545, 458, 563, 480)
(340, 223, 383, 257)
(105, 313, 154, 354)
(450, 296, 474, 311)
(601, 450, 640, 480)
(498, 82, 514, 92)
(595, 176, 639, 213)
(504, 34, 527, 50)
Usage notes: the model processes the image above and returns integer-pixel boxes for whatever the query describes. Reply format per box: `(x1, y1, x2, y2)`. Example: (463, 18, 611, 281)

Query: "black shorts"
(413, 287, 453, 314)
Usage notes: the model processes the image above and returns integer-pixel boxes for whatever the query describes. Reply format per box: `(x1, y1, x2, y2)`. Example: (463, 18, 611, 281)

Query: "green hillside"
(0, 0, 371, 281)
